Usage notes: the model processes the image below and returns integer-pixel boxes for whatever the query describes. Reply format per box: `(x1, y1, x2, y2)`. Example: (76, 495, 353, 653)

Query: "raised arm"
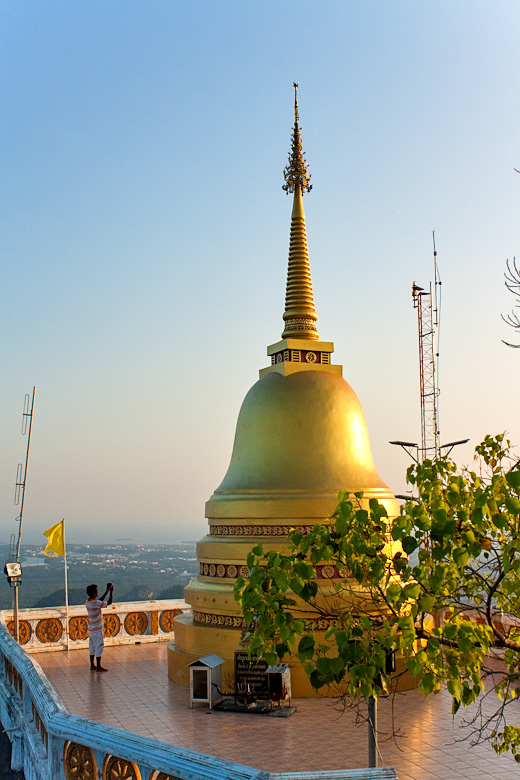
(100, 583, 114, 604)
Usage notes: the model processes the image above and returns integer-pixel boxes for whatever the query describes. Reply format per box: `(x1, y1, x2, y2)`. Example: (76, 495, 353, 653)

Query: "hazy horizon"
(0, 536, 200, 547)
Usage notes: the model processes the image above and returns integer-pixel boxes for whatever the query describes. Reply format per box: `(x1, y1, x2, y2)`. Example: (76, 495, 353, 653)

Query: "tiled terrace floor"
(31, 643, 520, 780)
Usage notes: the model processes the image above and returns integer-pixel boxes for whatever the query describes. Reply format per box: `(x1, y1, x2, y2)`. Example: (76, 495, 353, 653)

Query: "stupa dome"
(213, 370, 389, 497)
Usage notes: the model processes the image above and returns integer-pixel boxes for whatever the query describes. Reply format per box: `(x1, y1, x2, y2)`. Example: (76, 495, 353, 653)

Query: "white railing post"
(10, 728, 23, 772)
(22, 671, 32, 720)
(47, 733, 65, 779)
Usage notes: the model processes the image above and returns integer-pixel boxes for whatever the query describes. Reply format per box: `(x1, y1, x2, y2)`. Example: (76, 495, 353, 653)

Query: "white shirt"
(86, 598, 108, 633)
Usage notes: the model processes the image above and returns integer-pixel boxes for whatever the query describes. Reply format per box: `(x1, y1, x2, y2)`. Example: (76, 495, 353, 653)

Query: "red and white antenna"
(412, 232, 441, 461)
(391, 235, 467, 475)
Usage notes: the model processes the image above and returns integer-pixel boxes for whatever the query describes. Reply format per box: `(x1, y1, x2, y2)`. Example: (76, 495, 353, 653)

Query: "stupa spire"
(281, 83, 318, 340)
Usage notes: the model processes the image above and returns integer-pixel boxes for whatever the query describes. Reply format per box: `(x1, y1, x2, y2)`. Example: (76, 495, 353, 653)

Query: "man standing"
(86, 582, 114, 672)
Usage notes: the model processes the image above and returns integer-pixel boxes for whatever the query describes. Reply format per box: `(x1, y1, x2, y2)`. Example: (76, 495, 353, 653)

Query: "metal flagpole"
(63, 519, 70, 650)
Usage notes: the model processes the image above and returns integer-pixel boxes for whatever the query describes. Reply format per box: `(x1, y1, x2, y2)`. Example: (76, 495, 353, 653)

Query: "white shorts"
(89, 629, 104, 657)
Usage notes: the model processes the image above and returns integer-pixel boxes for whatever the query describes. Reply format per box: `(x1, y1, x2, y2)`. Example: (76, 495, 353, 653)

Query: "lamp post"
(368, 696, 378, 767)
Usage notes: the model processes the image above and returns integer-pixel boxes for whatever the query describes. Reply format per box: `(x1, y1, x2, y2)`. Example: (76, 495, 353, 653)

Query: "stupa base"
(167, 614, 417, 697)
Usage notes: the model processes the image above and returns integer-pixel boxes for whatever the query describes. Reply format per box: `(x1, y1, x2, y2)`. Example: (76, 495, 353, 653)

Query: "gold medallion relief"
(124, 612, 148, 636)
(103, 613, 121, 638)
(63, 741, 97, 780)
(321, 565, 336, 579)
(159, 609, 181, 632)
(102, 755, 141, 780)
(69, 616, 88, 641)
(36, 617, 63, 643)
(6, 619, 32, 645)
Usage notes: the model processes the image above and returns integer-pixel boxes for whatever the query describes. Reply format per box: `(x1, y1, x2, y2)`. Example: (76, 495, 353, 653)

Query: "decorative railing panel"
(0, 599, 190, 652)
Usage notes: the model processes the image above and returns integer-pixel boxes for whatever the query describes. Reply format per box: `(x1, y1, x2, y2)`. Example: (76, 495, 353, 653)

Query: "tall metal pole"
(368, 696, 378, 767)
(13, 584, 19, 644)
(13, 387, 36, 643)
(63, 520, 70, 651)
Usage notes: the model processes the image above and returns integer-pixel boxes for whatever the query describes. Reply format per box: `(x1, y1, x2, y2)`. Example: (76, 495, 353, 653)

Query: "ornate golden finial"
(281, 84, 318, 340)
(282, 83, 312, 195)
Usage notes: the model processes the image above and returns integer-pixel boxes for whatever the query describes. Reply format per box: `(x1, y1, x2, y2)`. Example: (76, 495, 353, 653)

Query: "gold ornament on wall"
(69, 616, 88, 641)
(102, 755, 141, 780)
(159, 609, 182, 633)
(6, 619, 32, 645)
(63, 741, 97, 780)
(103, 613, 121, 638)
(36, 617, 63, 643)
(124, 612, 148, 636)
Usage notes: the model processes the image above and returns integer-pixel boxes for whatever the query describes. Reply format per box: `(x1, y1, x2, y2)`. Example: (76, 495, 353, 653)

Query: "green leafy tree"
(234, 434, 520, 759)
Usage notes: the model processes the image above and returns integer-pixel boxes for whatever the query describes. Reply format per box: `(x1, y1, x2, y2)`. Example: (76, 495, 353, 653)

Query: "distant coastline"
(0, 542, 197, 610)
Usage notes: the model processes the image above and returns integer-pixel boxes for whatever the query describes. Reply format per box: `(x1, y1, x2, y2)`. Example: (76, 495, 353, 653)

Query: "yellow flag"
(42, 520, 65, 557)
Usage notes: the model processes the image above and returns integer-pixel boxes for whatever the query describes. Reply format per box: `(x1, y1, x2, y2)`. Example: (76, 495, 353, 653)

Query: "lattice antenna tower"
(391, 238, 467, 481)
(412, 234, 441, 462)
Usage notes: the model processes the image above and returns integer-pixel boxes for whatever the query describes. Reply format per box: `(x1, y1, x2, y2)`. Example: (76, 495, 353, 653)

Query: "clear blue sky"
(1, 1, 519, 546)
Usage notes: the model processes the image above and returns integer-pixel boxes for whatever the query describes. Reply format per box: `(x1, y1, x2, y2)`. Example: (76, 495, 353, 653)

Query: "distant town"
(0, 542, 198, 610)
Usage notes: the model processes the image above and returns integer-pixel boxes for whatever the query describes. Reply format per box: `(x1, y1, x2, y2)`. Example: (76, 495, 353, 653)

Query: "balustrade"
(0, 599, 189, 652)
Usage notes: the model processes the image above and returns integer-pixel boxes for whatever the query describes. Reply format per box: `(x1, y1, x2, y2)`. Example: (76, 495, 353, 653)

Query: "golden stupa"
(168, 85, 398, 695)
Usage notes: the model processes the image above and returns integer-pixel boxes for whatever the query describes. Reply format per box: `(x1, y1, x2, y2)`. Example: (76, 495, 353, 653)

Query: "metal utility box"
(187, 654, 224, 709)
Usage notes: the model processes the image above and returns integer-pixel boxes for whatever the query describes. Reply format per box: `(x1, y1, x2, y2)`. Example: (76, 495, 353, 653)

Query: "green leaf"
(418, 594, 436, 614)
(322, 545, 334, 561)
(420, 673, 436, 695)
(505, 497, 520, 514)
(493, 513, 508, 530)
(289, 577, 304, 595)
(453, 547, 469, 568)
(403, 582, 421, 600)
(407, 656, 422, 676)
(386, 582, 402, 601)
(402, 536, 418, 554)
(274, 571, 288, 590)
(298, 635, 315, 660)
(506, 469, 520, 492)
(329, 656, 345, 678)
